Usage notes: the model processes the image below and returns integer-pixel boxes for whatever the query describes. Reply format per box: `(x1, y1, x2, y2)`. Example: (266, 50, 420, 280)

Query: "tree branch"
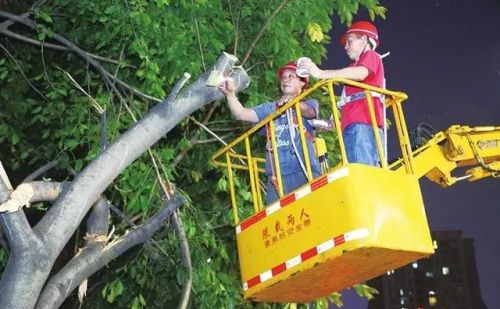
(104, 70, 161, 102)
(170, 0, 288, 167)
(109, 203, 137, 228)
(0, 11, 137, 117)
(172, 211, 192, 309)
(192, 134, 233, 145)
(0, 181, 66, 213)
(85, 197, 110, 238)
(0, 12, 28, 31)
(78, 197, 110, 305)
(169, 0, 286, 165)
(100, 111, 108, 150)
(25, 181, 65, 203)
(0, 15, 135, 68)
(2, 12, 238, 173)
(226, 0, 241, 56)
(172, 101, 221, 168)
(0, 161, 12, 196)
(35, 194, 184, 309)
(0, 163, 47, 309)
(240, 0, 289, 66)
(193, 17, 206, 71)
(22, 160, 59, 183)
(0, 42, 48, 101)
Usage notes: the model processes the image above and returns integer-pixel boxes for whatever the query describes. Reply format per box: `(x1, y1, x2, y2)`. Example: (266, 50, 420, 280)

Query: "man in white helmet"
(298, 21, 385, 166)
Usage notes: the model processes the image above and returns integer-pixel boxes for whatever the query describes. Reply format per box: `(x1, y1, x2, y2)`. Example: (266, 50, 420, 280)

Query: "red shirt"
(341, 50, 385, 131)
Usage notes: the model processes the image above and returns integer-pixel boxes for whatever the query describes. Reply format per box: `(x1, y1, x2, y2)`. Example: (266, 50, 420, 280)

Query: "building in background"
(367, 231, 488, 309)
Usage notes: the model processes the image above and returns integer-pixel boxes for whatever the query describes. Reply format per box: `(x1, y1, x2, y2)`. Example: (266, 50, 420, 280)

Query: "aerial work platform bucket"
(236, 164, 433, 302)
(212, 78, 432, 302)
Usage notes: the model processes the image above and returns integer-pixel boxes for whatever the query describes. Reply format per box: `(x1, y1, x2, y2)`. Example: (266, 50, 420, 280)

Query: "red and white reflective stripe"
(242, 228, 369, 291)
(235, 168, 349, 235)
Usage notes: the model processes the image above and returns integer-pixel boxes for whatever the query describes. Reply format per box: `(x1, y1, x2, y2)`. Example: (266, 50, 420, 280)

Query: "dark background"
(323, 0, 500, 308)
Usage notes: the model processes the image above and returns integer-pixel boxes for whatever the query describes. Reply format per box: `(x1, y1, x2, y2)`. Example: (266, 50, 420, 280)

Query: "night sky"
(323, 0, 500, 308)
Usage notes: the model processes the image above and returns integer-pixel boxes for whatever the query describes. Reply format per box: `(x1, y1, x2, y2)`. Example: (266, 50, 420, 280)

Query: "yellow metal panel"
(236, 165, 434, 302)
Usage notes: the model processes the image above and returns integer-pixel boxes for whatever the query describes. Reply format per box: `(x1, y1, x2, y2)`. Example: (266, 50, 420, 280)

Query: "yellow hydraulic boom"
(391, 125, 500, 186)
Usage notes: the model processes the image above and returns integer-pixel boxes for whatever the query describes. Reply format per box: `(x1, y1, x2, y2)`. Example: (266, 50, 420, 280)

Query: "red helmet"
(277, 61, 309, 85)
(340, 21, 380, 47)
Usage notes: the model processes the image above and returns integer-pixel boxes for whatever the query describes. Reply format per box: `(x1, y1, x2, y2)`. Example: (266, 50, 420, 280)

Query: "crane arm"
(390, 125, 500, 187)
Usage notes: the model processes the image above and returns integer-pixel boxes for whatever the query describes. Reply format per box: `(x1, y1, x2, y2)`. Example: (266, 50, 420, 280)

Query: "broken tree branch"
(0, 181, 66, 213)
(35, 194, 184, 309)
(36, 197, 110, 308)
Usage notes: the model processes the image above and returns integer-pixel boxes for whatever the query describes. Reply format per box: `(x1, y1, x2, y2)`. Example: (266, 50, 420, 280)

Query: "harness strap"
(337, 91, 382, 109)
(286, 109, 309, 180)
(291, 115, 314, 141)
(265, 123, 278, 188)
(267, 103, 314, 142)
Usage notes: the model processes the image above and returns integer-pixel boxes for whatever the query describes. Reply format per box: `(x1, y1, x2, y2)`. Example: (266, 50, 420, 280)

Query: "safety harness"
(265, 102, 315, 188)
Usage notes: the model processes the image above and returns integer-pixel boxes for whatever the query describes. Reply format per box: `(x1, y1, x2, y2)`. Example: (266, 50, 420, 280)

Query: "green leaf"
(190, 170, 203, 182)
(38, 11, 53, 23)
(328, 292, 343, 307)
(115, 280, 124, 296)
(353, 283, 379, 300)
(131, 297, 140, 309)
(139, 294, 146, 306)
(32, 106, 42, 114)
(217, 176, 228, 192)
(101, 284, 108, 299)
(104, 5, 119, 14)
(10, 134, 20, 146)
(307, 23, 325, 43)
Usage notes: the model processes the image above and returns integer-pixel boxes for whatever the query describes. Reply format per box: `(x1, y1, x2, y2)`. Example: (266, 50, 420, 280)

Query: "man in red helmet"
(298, 20, 385, 166)
(218, 61, 320, 204)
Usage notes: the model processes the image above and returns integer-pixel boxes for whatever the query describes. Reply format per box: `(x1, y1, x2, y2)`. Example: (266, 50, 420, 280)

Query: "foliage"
(0, 0, 384, 308)
(353, 283, 379, 301)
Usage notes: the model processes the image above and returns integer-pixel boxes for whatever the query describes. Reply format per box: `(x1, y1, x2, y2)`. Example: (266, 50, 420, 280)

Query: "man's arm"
(312, 66, 369, 81)
(298, 58, 369, 81)
(218, 78, 258, 122)
(299, 101, 317, 119)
